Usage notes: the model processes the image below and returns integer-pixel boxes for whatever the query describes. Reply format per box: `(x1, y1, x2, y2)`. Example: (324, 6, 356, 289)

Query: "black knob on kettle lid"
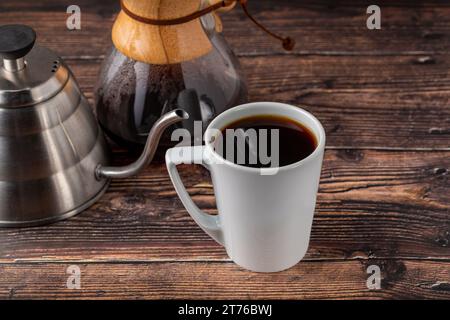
(0, 24, 36, 60)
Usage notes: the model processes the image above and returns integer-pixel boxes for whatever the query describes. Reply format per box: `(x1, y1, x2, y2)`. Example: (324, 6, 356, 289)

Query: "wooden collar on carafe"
(119, 0, 295, 51)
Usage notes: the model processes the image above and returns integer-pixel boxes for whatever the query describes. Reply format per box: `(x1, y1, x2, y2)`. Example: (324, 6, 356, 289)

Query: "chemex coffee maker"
(95, 0, 294, 148)
(0, 0, 293, 227)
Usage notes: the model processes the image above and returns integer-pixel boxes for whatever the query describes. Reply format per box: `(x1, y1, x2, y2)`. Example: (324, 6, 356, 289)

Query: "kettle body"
(0, 49, 110, 226)
(0, 25, 187, 227)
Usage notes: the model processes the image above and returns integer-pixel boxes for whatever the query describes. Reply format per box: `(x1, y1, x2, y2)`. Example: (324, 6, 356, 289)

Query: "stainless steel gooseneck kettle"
(0, 25, 188, 227)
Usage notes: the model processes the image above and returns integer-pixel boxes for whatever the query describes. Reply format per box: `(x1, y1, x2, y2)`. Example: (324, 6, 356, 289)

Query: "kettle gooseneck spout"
(95, 109, 189, 180)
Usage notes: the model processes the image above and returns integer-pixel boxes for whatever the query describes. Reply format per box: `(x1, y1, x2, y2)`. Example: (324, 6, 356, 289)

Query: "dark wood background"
(0, 0, 449, 299)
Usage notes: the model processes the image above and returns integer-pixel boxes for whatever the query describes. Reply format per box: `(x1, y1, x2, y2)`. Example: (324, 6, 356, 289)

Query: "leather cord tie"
(120, 0, 295, 51)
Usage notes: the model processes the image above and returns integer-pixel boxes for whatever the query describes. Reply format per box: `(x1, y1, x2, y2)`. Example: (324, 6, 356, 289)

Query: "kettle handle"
(95, 109, 189, 180)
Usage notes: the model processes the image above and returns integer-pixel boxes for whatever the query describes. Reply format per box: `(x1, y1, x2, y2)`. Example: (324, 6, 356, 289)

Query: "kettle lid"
(0, 25, 69, 108)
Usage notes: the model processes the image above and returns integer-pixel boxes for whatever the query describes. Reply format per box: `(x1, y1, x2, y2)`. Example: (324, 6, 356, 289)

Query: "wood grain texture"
(2, 0, 450, 57)
(2, 0, 450, 149)
(0, 0, 449, 300)
(71, 56, 450, 149)
(1, 260, 449, 299)
(0, 150, 448, 263)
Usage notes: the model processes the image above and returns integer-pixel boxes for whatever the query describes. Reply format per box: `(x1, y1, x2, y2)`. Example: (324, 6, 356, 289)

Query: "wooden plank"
(2, 0, 450, 57)
(0, 0, 449, 301)
(0, 150, 448, 262)
(0, 260, 449, 299)
(69, 56, 450, 149)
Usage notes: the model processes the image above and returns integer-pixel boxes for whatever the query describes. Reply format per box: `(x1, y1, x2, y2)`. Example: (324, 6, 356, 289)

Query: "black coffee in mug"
(216, 115, 317, 168)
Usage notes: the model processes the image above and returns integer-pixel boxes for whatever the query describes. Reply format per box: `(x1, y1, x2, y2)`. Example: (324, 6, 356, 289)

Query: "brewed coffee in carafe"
(95, 0, 248, 148)
(95, 38, 247, 148)
(95, 0, 293, 149)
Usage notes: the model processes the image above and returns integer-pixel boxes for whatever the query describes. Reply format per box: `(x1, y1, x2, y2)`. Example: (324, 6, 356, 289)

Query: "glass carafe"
(95, 0, 248, 148)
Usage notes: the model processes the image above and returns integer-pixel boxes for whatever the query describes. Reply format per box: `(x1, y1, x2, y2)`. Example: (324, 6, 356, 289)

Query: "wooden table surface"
(0, 0, 449, 300)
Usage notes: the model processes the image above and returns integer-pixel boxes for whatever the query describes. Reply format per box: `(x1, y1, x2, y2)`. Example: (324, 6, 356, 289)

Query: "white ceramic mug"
(166, 102, 326, 272)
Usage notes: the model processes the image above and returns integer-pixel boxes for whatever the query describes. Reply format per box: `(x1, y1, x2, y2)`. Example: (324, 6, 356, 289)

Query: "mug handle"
(165, 146, 224, 245)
